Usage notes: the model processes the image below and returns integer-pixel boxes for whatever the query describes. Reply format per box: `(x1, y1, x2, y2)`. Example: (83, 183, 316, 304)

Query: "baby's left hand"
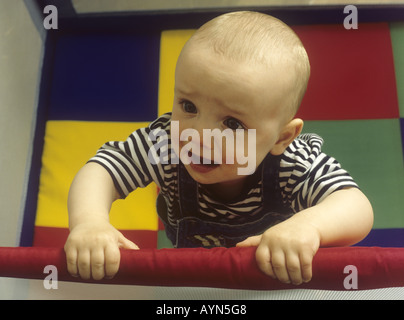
(237, 217, 321, 285)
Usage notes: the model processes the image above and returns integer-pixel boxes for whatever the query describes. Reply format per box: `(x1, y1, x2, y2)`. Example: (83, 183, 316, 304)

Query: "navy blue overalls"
(156, 153, 294, 248)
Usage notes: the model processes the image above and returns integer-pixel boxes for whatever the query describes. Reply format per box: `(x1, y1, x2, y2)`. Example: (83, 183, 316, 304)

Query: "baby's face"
(171, 45, 291, 187)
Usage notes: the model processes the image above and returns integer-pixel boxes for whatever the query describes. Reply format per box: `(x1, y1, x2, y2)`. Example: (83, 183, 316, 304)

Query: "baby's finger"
(64, 247, 79, 277)
(104, 244, 121, 279)
(77, 249, 91, 280)
(271, 251, 290, 283)
(300, 251, 313, 283)
(236, 235, 262, 247)
(255, 244, 276, 279)
(285, 253, 303, 285)
(90, 248, 106, 280)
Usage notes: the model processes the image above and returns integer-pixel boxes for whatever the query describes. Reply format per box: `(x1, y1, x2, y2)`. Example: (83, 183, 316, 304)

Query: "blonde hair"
(184, 11, 310, 117)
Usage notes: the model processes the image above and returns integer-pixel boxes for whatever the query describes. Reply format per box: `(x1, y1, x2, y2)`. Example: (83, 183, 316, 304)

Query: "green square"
(302, 119, 404, 229)
(157, 230, 174, 249)
(390, 22, 404, 117)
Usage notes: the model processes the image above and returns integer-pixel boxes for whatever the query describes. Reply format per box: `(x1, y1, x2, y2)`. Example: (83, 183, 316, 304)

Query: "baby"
(64, 11, 373, 285)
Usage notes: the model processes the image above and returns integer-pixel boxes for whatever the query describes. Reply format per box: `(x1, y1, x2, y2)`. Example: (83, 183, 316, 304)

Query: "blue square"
(48, 33, 160, 122)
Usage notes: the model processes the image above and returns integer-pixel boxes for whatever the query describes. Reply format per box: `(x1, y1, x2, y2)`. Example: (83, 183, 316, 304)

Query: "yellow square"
(158, 29, 195, 116)
(35, 120, 158, 230)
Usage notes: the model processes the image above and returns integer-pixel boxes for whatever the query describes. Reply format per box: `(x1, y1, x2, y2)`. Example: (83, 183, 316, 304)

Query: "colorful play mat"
(2, 5, 404, 298)
(22, 12, 404, 249)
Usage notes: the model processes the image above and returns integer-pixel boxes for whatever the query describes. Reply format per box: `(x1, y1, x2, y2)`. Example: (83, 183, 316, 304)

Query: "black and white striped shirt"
(89, 113, 358, 223)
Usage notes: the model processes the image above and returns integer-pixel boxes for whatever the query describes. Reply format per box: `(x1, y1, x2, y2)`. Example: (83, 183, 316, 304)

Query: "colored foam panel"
(302, 119, 404, 229)
(48, 34, 160, 122)
(33, 226, 69, 247)
(34, 121, 159, 247)
(294, 23, 399, 120)
(401, 118, 404, 157)
(157, 25, 399, 121)
(356, 229, 404, 248)
(158, 29, 195, 116)
(390, 22, 404, 117)
(390, 23, 404, 161)
(33, 226, 158, 249)
(31, 22, 404, 250)
(157, 230, 174, 249)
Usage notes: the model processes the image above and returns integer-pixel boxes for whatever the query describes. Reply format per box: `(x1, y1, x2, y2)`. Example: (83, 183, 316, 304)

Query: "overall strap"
(260, 153, 286, 213)
(178, 161, 199, 218)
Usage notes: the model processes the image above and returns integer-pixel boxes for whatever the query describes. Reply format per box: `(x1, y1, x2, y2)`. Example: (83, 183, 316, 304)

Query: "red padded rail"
(0, 246, 404, 290)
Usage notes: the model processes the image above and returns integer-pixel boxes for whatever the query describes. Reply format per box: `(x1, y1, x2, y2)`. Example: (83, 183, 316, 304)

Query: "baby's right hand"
(64, 219, 139, 280)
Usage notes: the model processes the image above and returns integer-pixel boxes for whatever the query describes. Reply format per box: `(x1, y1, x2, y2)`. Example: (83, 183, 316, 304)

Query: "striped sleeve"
(88, 114, 172, 198)
(279, 133, 358, 212)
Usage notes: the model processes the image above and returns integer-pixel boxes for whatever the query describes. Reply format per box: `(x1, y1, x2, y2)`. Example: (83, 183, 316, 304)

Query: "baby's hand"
(64, 219, 138, 280)
(237, 218, 320, 285)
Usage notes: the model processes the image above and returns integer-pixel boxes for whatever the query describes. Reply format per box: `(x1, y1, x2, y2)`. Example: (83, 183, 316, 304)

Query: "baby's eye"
(224, 117, 244, 130)
(181, 100, 197, 114)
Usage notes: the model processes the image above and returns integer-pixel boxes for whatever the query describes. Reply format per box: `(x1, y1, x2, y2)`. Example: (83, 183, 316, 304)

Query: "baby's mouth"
(200, 161, 220, 167)
(188, 151, 220, 167)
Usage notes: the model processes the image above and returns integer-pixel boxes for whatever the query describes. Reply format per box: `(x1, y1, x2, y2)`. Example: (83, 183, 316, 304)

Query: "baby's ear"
(270, 118, 303, 156)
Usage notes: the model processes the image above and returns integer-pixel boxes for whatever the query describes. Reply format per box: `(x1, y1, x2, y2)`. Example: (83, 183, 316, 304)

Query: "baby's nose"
(185, 133, 212, 156)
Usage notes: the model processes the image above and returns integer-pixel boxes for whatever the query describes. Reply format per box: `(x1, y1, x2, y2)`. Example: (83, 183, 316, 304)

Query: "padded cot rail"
(0, 246, 404, 291)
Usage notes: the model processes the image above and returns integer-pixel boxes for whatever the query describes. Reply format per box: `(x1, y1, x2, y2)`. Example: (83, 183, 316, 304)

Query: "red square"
(120, 229, 157, 249)
(293, 23, 399, 120)
(33, 226, 158, 249)
(33, 226, 69, 247)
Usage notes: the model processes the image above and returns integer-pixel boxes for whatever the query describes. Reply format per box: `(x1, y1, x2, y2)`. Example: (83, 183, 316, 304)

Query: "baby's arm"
(237, 187, 373, 285)
(64, 162, 138, 280)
